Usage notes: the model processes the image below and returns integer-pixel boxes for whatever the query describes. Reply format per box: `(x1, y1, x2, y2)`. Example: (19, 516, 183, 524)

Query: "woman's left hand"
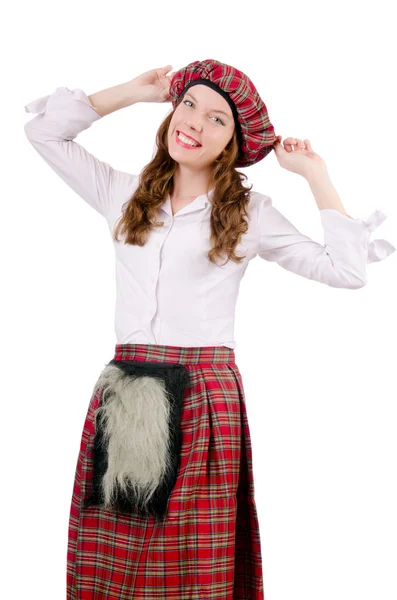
(273, 136, 326, 179)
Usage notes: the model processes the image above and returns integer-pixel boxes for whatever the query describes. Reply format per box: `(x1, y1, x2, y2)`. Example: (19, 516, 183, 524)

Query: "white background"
(4, 0, 396, 598)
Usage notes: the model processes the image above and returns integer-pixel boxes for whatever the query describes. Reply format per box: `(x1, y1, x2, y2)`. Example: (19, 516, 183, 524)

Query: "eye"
(183, 99, 225, 126)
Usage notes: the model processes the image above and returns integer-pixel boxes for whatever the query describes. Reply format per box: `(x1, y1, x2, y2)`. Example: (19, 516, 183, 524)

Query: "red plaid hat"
(169, 58, 277, 168)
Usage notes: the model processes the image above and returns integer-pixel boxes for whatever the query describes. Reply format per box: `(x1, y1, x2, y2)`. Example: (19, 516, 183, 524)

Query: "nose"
(184, 118, 202, 134)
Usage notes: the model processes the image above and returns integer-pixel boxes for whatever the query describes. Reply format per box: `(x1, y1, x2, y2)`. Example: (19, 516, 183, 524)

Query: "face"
(167, 84, 235, 171)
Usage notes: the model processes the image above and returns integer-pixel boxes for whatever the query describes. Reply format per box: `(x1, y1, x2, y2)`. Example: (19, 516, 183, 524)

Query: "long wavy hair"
(113, 96, 253, 266)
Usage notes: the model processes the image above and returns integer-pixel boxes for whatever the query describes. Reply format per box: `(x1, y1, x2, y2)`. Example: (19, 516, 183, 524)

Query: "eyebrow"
(184, 92, 231, 119)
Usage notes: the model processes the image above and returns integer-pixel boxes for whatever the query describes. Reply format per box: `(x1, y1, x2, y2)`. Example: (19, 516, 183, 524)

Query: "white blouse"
(24, 87, 396, 349)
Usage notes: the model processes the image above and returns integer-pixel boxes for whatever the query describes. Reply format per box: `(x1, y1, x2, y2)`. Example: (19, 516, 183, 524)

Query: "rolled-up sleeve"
(256, 194, 396, 288)
(24, 86, 133, 218)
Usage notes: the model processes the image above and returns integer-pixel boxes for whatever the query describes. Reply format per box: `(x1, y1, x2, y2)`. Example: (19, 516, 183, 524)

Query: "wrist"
(304, 162, 329, 184)
(126, 79, 144, 105)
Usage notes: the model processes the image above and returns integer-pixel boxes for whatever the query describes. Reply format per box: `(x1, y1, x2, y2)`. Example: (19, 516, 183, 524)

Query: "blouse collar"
(160, 188, 215, 217)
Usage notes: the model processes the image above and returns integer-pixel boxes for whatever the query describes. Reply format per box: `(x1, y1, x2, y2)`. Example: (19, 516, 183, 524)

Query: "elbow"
(350, 277, 367, 289)
(24, 121, 32, 139)
(24, 121, 37, 142)
(326, 267, 368, 289)
(346, 268, 368, 289)
(326, 257, 368, 289)
(24, 119, 45, 143)
(339, 273, 367, 289)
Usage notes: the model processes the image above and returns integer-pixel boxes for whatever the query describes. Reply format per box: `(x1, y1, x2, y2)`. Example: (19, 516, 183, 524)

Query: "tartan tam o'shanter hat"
(168, 58, 277, 168)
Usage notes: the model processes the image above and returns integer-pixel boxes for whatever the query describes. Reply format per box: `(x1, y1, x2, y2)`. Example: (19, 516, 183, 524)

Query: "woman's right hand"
(132, 65, 175, 104)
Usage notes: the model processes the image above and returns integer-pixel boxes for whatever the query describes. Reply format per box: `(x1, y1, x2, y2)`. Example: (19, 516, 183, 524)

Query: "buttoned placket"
(146, 192, 212, 343)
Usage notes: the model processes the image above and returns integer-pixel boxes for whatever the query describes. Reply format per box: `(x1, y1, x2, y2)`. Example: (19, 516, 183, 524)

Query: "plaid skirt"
(67, 343, 264, 599)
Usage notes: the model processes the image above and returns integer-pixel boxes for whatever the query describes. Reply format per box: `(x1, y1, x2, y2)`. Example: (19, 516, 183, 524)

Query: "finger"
(283, 137, 298, 152)
(283, 139, 296, 152)
(294, 138, 305, 149)
(273, 137, 286, 154)
(163, 64, 173, 73)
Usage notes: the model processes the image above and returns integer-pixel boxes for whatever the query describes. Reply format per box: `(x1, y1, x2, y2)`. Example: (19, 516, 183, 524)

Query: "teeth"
(178, 131, 200, 146)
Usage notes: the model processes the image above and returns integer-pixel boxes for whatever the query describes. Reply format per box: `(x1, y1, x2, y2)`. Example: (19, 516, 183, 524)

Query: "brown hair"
(113, 97, 253, 266)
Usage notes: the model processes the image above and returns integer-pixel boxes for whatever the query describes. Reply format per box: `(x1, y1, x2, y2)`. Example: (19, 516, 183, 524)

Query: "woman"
(24, 59, 395, 600)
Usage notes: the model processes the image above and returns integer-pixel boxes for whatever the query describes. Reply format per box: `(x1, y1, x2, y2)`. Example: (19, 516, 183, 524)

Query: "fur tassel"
(83, 359, 190, 521)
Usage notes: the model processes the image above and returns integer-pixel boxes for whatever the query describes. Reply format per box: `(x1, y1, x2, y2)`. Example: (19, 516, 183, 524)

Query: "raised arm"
(24, 80, 141, 218)
(255, 193, 396, 288)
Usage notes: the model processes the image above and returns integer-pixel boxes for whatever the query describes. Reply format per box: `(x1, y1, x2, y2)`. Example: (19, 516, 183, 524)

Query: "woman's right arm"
(24, 80, 143, 218)
(87, 80, 142, 117)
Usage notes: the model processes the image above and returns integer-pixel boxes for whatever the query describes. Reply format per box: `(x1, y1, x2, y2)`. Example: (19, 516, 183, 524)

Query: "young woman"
(24, 59, 395, 600)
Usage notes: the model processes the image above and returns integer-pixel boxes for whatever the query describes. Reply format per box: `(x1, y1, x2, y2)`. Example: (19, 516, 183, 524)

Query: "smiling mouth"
(176, 130, 202, 147)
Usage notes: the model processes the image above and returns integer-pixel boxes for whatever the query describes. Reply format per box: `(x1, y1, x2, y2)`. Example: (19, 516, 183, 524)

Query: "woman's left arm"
(256, 191, 396, 289)
(257, 136, 396, 287)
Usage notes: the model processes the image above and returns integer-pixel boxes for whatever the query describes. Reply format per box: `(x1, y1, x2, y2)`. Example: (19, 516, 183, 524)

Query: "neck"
(172, 166, 212, 198)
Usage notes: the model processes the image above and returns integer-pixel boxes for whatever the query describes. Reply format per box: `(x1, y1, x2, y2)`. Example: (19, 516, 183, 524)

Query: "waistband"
(113, 343, 236, 366)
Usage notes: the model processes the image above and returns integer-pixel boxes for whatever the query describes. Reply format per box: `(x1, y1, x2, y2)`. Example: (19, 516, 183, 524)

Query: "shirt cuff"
(320, 208, 396, 264)
(24, 86, 102, 118)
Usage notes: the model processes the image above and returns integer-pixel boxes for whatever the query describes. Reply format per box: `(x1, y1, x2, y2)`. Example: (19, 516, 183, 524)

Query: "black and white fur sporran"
(83, 359, 190, 521)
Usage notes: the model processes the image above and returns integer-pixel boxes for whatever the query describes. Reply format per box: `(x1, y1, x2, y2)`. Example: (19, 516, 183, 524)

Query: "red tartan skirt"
(67, 343, 264, 599)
